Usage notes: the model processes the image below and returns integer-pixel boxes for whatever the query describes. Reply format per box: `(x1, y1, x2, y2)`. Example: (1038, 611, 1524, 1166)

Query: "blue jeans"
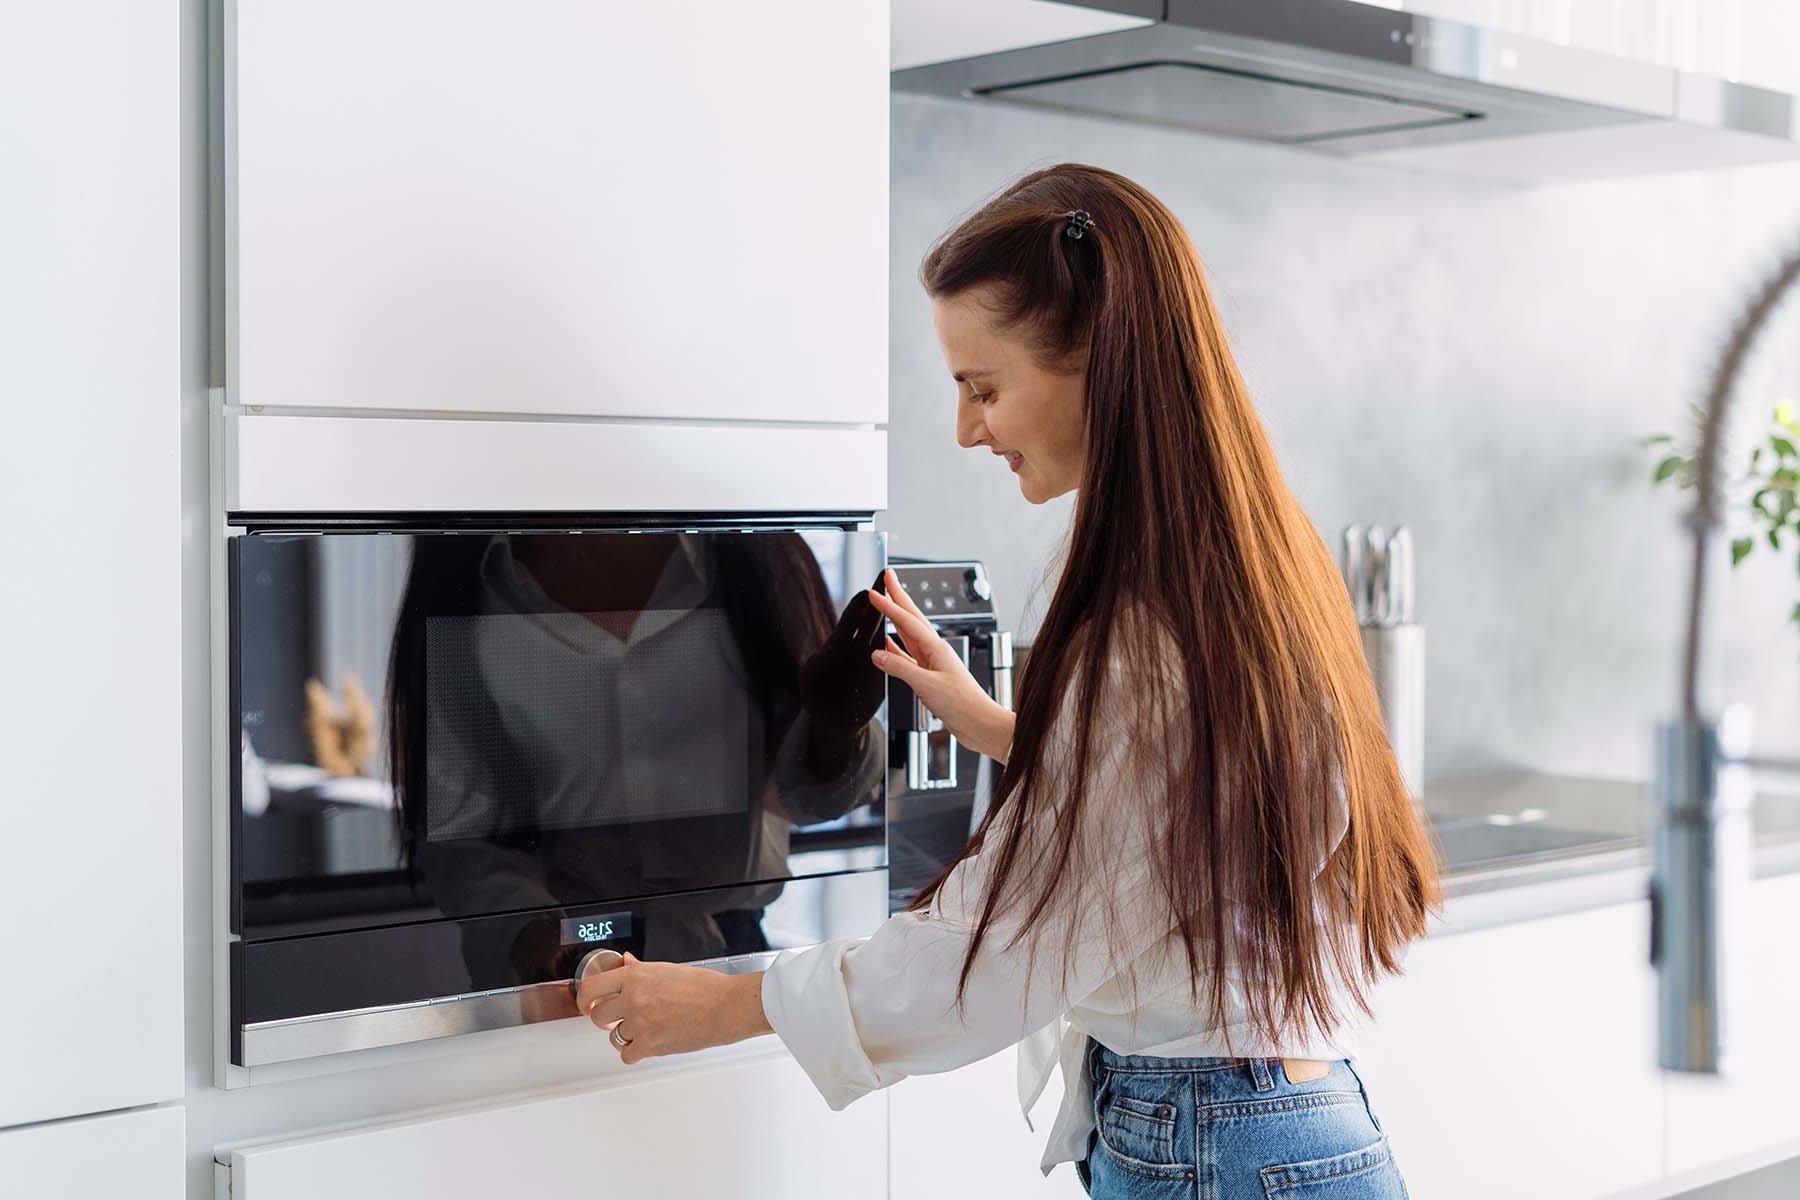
(1077, 1041, 1410, 1198)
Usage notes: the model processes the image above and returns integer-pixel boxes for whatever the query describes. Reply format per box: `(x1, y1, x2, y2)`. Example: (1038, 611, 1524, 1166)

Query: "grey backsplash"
(880, 92, 1800, 787)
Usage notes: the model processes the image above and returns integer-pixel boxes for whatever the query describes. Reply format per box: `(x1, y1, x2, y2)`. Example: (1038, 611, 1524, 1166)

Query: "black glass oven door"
(230, 528, 888, 972)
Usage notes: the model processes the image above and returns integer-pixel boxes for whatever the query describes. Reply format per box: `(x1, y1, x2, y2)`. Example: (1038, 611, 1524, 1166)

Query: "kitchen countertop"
(1416, 770, 1800, 933)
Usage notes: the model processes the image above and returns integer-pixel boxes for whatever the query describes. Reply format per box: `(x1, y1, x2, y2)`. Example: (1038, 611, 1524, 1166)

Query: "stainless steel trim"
(239, 871, 888, 1066)
(241, 983, 558, 1067)
(239, 950, 781, 1067)
(991, 630, 1014, 713)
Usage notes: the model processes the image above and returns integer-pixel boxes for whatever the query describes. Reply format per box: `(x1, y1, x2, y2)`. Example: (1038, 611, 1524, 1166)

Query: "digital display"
(559, 911, 633, 946)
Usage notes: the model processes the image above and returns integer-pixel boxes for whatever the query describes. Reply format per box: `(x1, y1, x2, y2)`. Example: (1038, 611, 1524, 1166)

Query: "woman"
(576, 164, 1439, 1196)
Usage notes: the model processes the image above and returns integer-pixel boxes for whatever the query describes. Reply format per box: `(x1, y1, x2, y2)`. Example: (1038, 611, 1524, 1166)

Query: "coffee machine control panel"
(888, 560, 995, 620)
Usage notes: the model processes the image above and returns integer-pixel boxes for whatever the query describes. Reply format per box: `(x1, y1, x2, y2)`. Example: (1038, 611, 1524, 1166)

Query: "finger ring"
(609, 1024, 633, 1049)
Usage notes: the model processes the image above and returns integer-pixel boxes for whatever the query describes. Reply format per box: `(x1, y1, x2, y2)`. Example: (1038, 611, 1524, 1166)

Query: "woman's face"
(931, 288, 1088, 504)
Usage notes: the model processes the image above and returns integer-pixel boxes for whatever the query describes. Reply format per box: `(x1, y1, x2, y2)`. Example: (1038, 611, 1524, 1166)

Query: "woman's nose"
(955, 403, 986, 450)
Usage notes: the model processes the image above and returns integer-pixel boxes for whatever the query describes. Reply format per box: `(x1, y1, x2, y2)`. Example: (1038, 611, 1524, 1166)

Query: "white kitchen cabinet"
(223, 1050, 883, 1200)
(223, 0, 887, 426)
(1663, 873, 1800, 1175)
(0, 1105, 184, 1199)
(890, 1047, 1087, 1200)
(0, 0, 184, 1129)
(1353, 902, 1664, 1199)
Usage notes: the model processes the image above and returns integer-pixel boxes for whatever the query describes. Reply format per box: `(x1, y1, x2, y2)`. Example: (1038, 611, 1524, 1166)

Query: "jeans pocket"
(1259, 1136, 1408, 1198)
(1096, 1091, 1190, 1181)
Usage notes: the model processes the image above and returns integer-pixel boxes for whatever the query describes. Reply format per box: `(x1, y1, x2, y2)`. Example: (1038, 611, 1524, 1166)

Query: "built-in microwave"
(227, 515, 890, 1067)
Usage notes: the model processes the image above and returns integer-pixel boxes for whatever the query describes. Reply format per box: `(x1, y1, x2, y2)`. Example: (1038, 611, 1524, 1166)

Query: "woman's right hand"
(866, 568, 1015, 764)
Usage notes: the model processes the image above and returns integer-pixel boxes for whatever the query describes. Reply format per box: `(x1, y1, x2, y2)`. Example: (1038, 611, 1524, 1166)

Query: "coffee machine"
(883, 557, 1014, 910)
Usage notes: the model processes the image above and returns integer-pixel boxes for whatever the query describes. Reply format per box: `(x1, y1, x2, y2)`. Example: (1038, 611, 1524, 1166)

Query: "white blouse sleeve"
(761, 646, 1184, 1110)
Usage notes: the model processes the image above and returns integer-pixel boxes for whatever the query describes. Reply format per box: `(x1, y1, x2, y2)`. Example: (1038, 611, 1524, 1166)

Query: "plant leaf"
(1641, 433, 1674, 447)
(1733, 537, 1756, 566)
(1791, 599, 1800, 625)
(1653, 455, 1684, 484)
(1773, 436, 1798, 460)
(1769, 526, 1782, 552)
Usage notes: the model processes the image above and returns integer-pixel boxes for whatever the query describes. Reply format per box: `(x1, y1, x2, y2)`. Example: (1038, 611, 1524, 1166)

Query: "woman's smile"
(994, 448, 1024, 472)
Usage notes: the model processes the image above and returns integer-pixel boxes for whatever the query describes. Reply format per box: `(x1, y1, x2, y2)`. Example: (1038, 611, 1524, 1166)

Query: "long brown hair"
(912, 164, 1438, 1042)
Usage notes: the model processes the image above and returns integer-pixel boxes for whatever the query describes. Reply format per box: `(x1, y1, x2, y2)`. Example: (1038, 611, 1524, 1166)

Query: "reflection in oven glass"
(235, 529, 887, 992)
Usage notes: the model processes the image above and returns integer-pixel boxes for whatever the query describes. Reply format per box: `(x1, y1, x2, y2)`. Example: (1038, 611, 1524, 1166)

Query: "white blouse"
(761, 631, 1357, 1175)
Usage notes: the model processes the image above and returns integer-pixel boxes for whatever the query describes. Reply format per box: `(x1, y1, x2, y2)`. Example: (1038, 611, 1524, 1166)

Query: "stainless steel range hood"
(891, 0, 1800, 183)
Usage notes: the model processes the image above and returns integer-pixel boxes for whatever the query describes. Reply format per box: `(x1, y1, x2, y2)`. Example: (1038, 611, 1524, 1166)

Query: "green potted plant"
(1645, 401, 1800, 626)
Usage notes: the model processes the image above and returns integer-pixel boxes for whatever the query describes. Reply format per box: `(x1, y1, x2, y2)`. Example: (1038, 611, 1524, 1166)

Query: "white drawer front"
(227, 1054, 884, 1200)
(0, 1107, 185, 1200)
(226, 415, 886, 514)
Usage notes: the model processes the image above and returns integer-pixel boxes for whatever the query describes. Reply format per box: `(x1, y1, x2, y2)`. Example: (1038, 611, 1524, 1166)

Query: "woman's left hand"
(576, 954, 772, 1065)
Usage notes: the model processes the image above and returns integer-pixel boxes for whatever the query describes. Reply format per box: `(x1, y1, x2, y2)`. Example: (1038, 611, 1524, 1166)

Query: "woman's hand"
(578, 954, 771, 1065)
(867, 568, 1015, 763)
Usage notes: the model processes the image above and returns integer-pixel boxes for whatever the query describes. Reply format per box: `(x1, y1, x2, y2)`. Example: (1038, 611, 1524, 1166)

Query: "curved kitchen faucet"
(1655, 232, 1800, 1073)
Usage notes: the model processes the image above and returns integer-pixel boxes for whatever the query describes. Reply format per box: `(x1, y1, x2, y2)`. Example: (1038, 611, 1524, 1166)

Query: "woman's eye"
(970, 391, 994, 405)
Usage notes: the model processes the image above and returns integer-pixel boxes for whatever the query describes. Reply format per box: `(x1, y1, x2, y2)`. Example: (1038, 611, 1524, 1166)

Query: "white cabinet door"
(1664, 873, 1800, 1174)
(1353, 903, 1664, 1199)
(0, 1106, 185, 1200)
(227, 1050, 883, 1200)
(890, 1048, 1087, 1199)
(0, 0, 184, 1129)
(225, 0, 888, 426)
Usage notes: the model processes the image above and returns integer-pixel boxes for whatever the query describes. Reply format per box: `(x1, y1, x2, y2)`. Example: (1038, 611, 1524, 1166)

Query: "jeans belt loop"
(1248, 1057, 1276, 1092)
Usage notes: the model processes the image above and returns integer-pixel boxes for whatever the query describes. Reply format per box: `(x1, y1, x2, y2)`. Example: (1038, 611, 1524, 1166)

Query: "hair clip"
(1063, 210, 1095, 240)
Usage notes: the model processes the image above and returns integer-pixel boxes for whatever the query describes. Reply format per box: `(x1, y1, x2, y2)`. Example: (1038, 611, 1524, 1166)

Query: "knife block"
(1359, 624, 1425, 803)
